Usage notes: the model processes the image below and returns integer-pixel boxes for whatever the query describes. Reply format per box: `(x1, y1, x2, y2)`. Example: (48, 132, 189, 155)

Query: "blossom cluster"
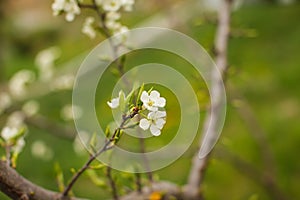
(107, 88, 167, 136)
(51, 0, 134, 42)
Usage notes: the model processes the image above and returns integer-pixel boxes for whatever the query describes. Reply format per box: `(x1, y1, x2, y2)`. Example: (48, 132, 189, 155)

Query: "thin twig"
(62, 109, 139, 197)
(106, 166, 119, 200)
(135, 173, 142, 193)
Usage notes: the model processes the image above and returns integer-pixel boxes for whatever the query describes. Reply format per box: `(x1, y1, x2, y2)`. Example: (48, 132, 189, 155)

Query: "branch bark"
(184, 0, 233, 199)
(0, 161, 86, 200)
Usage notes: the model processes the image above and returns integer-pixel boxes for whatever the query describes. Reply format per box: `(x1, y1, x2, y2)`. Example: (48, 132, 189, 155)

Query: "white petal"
(147, 111, 156, 119)
(156, 97, 166, 107)
(139, 118, 150, 130)
(150, 125, 161, 136)
(107, 97, 119, 108)
(140, 91, 149, 103)
(155, 118, 166, 129)
(145, 104, 158, 112)
(155, 111, 166, 118)
(149, 90, 160, 99)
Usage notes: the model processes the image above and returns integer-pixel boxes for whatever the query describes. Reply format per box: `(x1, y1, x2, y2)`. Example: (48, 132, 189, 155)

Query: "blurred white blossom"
(102, 0, 122, 12)
(121, 0, 134, 11)
(22, 100, 40, 117)
(7, 111, 26, 129)
(61, 104, 82, 121)
(82, 17, 96, 39)
(0, 92, 11, 114)
(31, 140, 54, 161)
(9, 70, 35, 98)
(52, 0, 80, 22)
(1, 127, 19, 142)
(52, 74, 75, 91)
(139, 111, 166, 136)
(35, 46, 61, 81)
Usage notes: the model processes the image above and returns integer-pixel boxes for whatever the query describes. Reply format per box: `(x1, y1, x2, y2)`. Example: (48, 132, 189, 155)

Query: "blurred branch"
(184, 0, 232, 199)
(106, 166, 119, 200)
(0, 161, 86, 200)
(25, 114, 76, 140)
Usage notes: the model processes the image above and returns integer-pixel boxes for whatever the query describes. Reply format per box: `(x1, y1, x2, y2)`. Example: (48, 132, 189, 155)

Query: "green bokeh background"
(0, 0, 300, 199)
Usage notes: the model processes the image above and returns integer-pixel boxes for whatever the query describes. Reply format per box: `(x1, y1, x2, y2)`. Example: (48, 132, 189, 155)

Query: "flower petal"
(156, 97, 166, 107)
(150, 125, 161, 136)
(139, 118, 150, 130)
(155, 111, 166, 118)
(155, 118, 166, 129)
(149, 90, 160, 99)
(140, 91, 149, 103)
(107, 97, 119, 108)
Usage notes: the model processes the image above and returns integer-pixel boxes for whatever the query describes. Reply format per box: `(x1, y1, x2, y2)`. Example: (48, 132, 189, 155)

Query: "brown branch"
(106, 166, 119, 200)
(184, 0, 233, 199)
(0, 161, 86, 200)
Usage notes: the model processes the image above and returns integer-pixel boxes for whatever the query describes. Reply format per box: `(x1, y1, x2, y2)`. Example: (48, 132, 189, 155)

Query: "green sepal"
(119, 90, 126, 113)
(136, 83, 145, 106)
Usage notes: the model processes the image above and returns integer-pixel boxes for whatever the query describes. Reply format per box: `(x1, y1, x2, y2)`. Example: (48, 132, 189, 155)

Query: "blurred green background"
(0, 0, 300, 199)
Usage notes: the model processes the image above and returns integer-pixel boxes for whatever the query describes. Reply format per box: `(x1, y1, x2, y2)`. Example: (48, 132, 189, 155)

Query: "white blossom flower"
(52, 0, 66, 16)
(35, 46, 61, 81)
(64, 0, 81, 21)
(0, 92, 11, 114)
(139, 111, 166, 136)
(22, 100, 40, 117)
(102, 0, 122, 12)
(82, 17, 96, 39)
(121, 0, 134, 11)
(140, 90, 166, 111)
(9, 70, 35, 98)
(1, 127, 19, 141)
(107, 91, 125, 109)
(52, 74, 74, 91)
(52, 0, 80, 22)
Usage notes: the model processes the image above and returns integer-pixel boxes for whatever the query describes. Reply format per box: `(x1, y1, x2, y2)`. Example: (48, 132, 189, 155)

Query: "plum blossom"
(107, 91, 125, 109)
(82, 17, 96, 39)
(102, 0, 122, 12)
(9, 70, 35, 98)
(1, 127, 19, 142)
(121, 0, 134, 11)
(141, 90, 166, 111)
(52, 0, 80, 22)
(139, 111, 166, 136)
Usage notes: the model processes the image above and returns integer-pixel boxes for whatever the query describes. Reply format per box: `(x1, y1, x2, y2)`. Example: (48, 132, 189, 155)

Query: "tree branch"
(0, 161, 86, 200)
(184, 0, 233, 199)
